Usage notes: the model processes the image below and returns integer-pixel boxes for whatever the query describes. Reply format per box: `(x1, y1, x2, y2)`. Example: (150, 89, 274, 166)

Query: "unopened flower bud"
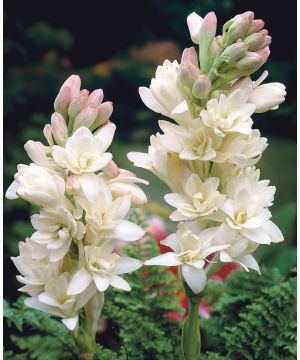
(90, 101, 113, 131)
(51, 112, 68, 146)
(66, 175, 81, 194)
(179, 62, 201, 87)
(199, 12, 217, 72)
(24, 141, 50, 167)
(88, 89, 104, 107)
(68, 90, 89, 120)
(103, 160, 120, 178)
(187, 12, 203, 44)
(181, 47, 199, 68)
(210, 35, 223, 62)
(223, 11, 254, 46)
(109, 182, 147, 206)
(245, 19, 265, 36)
(43, 124, 54, 146)
(73, 106, 98, 132)
(54, 86, 72, 118)
(59, 74, 81, 98)
(236, 51, 262, 70)
(192, 75, 211, 99)
(244, 32, 271, 51)
(220, 41, 248, 64)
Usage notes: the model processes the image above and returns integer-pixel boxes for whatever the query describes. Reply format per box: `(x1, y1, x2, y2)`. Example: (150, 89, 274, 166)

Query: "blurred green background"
(4, 0, 296, 305)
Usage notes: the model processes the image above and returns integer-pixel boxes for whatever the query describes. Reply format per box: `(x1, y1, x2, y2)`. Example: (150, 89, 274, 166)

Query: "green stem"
(181, 282, 201, 360)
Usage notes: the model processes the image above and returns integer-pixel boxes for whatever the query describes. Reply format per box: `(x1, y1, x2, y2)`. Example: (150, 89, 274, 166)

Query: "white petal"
(138, 87, 165, 113)
(238, 254, 260, 274)
(114, 257, 142, 274)
(78, 173, 102, 203)
(67, 268, 92, 296)
(181, 265, 207, 294)
(93, 274, 110, 292)
(94, 122, 116, 151)
(144, 252, 181, 266)
(38, 293, 60, 307)
(171, 100, 188, 115)
(240, 227, 271, 244)
(262, 220, 284, 243)
(160, 234, 180, 252)
(112, 220, 145, 241)
(5, 180, 19, 199)
(164, 193, 189, 208)
(109, 274, 131, 291)
(62, 315, 78, 331)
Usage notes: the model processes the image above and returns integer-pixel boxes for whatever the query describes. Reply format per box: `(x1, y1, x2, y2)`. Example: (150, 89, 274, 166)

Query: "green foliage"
(201, 268, 297, 360)
(102, 210, 184, 359)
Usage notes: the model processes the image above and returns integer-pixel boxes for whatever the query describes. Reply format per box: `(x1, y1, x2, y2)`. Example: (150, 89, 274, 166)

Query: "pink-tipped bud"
(244, 33, 267, 51)
(73, 106, 98, 131)
(181, 47, 199, 68)
(179, 62, 201, 87)
(68, 90, 90, 119)
(51, 112, 68, 146)
(192, 74, 211, 99)
(43, 124, 54, 146)
(90, 101, 113, 131)
(103, 160, 120, 178)
(236, 51, 262, 70)
(66, 175, 81, 194)
(245, 19, 265, 36)
(199, 12, 217, 72)
(220, 41, 248, 64)
(60, 74, 81, 98)
(224, 11, 254, 46)
(88, 89, 104, 107)
(54, 86, 72, 118)
(210, 35, 223, 62)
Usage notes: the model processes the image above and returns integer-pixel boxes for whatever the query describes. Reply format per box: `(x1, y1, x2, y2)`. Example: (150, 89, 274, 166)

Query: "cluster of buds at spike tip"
(186, 11, 271, 92)
(50, 75, 113, 144)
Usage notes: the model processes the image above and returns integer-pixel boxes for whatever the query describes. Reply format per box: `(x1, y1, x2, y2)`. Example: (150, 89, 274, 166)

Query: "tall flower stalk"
(129, 10, 286, 359)
(6, 75, 148, 359)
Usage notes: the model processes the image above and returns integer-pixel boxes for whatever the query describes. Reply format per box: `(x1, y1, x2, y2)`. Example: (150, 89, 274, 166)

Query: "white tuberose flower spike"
(6, 74, 148, 344)
(129, 10, 286, 300)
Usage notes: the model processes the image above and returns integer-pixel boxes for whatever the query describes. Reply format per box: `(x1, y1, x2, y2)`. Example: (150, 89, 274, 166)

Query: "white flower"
(52, 124, 115, 174)
(6, 164, 66, 208)
(214, 167, 283, 244)
(67, 242, 142, 294)
(158, 120, 222, 161)
(11, 238, 60, 295)
(248, 82, 286, 113)
(145, 222, 229, 294)
(25, 273, 96, 331)
(200, 90, 256, 136)
(128, 133, 210, 193)
(78, 193, 145, 244)
(217, 129, 268, 167)
(187, 12, 204, 44)
(231, 71, 287, 113)
(30, 208, 85, 262)
(139, 60, 193, 127)
(165, 173, 226, 221)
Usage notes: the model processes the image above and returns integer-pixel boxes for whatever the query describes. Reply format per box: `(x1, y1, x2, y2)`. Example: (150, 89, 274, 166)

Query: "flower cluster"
(6, 75, 147, 331)
(129, 11, 286, 294)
